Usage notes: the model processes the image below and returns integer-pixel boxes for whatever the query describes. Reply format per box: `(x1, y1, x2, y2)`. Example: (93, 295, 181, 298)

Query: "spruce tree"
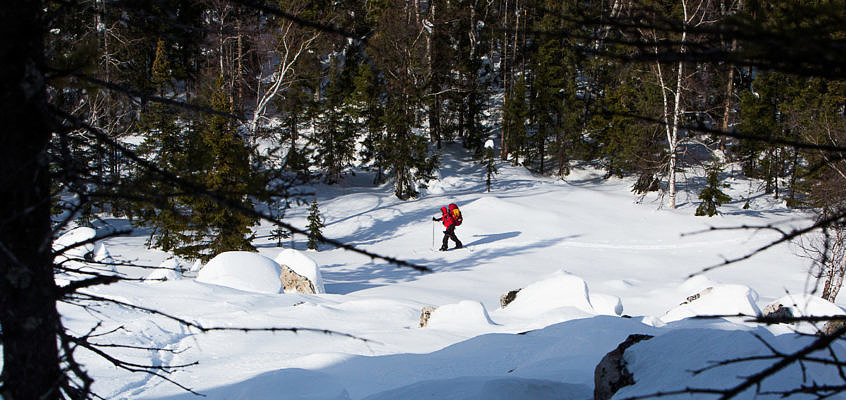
(349, 63, 387, 184)
(131, 77, 264, 261)
(696, 162, 732, 217)
(130, 43, 196, 254)
(269, 199, 291, 247)
(316, 58, 358, 184)
(192, 77, 263, 259)
(307, 198, 325, 250)
(529, 34, 566, 173)
(502, 77, 529, 166)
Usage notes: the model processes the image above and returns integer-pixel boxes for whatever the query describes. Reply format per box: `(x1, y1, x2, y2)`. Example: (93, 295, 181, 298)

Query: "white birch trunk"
(249, 23, 320, 135)
(654, 0, 691, 210)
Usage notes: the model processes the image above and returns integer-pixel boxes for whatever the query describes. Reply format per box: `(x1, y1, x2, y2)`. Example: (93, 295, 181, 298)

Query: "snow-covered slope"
(41, 145, 846, 399)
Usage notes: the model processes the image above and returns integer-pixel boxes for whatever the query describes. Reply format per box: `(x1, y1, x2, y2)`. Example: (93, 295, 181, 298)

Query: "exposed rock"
(682, 287, 714, 305)
(594, 334, 654, 400)
(419, 306, 436, 328)
(280, 264, 317, 294)
(762, 303, 794, 322)
(500, 288, 522, 308)
(821, 319, 846, 336)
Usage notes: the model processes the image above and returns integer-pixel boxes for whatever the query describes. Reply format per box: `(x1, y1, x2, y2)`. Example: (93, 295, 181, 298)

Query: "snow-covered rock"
(196, 251, 283, 294)
(189, 259, 204, 272)
(594, 334, 654, 400)
(426, 300, 495, 330)
(54, 227, 97, 261)
(147, 267, 183, 281)
(661, 284, 761, 323)
(93, 243, 114, 263)
(766, 294, 846, 318)
(618, 328, 837, 399)
(502, 271, 598, 316)
(274, 248, 325, 294)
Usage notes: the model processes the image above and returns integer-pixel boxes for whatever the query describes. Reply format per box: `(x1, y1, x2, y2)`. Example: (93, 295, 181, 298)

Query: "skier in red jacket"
(433, 206, 462, 251)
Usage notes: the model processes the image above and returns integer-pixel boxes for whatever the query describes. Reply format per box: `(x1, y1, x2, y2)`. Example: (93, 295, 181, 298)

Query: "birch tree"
(638, 0, 710, 209)
(249, 4, 323, 136)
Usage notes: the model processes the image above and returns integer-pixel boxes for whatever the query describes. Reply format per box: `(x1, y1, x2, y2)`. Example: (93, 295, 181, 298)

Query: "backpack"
(448, 203, 462, 226)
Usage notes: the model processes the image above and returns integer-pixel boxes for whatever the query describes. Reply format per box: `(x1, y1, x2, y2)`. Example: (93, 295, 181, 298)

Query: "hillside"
(55, 145, 845, 399)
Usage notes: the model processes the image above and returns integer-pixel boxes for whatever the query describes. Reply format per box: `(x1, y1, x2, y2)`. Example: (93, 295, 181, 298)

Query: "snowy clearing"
(25, 146, 846, 399)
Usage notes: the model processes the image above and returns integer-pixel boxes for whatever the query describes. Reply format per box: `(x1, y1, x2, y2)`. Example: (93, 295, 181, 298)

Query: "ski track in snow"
(554, 237, 753, 251)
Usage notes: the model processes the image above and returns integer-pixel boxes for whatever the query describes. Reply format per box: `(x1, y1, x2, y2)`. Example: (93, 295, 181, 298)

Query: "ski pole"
(432, 219, 435, 249)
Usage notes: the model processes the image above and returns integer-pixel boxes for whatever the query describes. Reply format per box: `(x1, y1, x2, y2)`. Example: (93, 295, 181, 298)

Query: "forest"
(40, 0, 846, 256)
(2, 0, 846, 399)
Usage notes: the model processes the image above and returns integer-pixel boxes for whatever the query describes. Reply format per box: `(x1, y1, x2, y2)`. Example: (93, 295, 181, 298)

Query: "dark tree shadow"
(465, 231, 522, 247)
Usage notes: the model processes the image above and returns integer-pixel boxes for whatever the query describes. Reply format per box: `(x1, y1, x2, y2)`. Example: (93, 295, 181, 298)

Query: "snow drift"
(196, 251, 283, 294)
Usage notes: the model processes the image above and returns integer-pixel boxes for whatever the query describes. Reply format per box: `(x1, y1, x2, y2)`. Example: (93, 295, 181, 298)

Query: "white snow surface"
(427, 300, 495, 330)
(660, 284, 762, 323)
(196, 251, 283, 294)
(274, 248, 326, 293)
(22, 145, 846, 399)
(54, 226, 97, 261)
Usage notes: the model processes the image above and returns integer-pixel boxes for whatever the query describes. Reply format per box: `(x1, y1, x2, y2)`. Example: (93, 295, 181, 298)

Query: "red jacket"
(438, 206, 455, 228)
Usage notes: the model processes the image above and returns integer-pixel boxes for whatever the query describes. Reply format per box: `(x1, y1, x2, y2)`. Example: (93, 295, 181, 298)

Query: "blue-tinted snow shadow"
(465, 231, 521, 247)
(148, 316, 648, 400)
(150, 368, 351, 400)
(321, 235, 580, 295)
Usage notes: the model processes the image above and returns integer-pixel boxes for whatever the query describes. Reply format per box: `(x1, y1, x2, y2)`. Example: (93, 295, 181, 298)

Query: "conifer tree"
(269, 199, 291, 247)
(316, 57, 358, 184)
(483, 140, 498, 192)
(502, 77, 529, 166)
(151, 39, 170, 94)
(370, 2, 439, 200)
(192, 77, 263, 258)
(738, 72, 789, 197)
(529, 33, 566, 173)
(131, 77, 264, 261)
(696, 162, 732, 217)
(131, 43, 197, 254)
(307, 198, 325, 250)
(350, 63, 387, 183)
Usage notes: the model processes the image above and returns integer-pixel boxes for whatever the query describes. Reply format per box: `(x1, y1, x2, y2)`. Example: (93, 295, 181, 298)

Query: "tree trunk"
(500, 0, 509, 160)
(720, 56, 735, 152)
(0, 1, 63, 399)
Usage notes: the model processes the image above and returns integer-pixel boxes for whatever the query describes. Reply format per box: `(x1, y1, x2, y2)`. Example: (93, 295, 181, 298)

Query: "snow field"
(39, 145, 846, 399)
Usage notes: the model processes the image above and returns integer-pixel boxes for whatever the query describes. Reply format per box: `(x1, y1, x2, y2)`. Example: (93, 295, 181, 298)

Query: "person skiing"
(433, 206, 462, 251)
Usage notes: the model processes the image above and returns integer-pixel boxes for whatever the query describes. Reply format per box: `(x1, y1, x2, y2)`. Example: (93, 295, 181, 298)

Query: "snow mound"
(503, 271, 602, 316)
(147, 266, 183, 281)
(274, 248, 325, 293)
(189, 259, 204, 272)
(619, 328, 843, 399)
(54, 227, 97, 261)
(363, 376, 590, 400)
(53, 227, 116, 273)
(680, 275, 718, 294)
(93, 243, 114, 264)
(661, 284, 761, 323)
(197, 251, 283, 294)
(589, 293, 624, 316)
(769, 294, 846, 317)
(427, 300, 495, 330)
